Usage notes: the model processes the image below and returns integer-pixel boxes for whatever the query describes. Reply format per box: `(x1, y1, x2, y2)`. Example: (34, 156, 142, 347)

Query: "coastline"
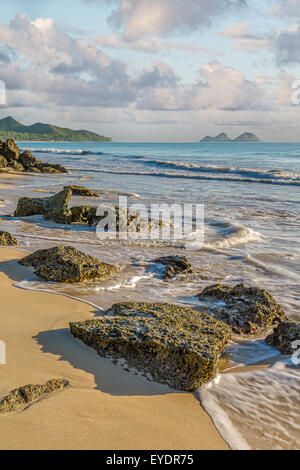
(0, 247, 229, 450)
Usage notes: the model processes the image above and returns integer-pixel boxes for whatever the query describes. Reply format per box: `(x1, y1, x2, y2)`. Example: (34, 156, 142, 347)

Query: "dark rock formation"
(64, 185, 98, 197)
(0, 231, 18, 246)
(265, 321, 300, 354)
(70, 301, 232, 391)
(0, 155, 8, 168)
(154, 255, 193, 279)
(19, 245, 118, 282)
(71, 205, 93, 223)
(0, 139, 67, 173)
(0, 379, 68, 414)
(197, 283, 287, 334)
(14, 189, 72, 224)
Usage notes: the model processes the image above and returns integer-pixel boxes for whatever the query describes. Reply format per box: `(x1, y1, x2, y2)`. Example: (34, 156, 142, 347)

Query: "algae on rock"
(0, 379, 68, 414)
(197, 283, 287, 334)
(19, 245, 118, 282)
(154, 255, 193, 279)
(70, 301, 232, 391)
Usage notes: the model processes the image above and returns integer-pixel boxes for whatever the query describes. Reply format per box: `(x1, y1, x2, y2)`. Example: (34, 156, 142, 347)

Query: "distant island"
(0, 116, 112, 142)
(200, 132, 261, 143)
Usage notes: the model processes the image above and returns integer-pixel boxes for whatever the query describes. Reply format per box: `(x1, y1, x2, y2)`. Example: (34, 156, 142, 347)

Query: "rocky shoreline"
(0, 150, 298, 412)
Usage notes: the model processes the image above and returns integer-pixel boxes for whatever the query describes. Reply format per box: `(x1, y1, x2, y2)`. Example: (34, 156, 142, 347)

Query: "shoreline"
(0, 247, 229, 450)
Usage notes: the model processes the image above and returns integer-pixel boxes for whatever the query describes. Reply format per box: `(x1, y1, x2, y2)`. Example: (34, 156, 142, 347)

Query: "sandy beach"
(0, 246, 228, 450)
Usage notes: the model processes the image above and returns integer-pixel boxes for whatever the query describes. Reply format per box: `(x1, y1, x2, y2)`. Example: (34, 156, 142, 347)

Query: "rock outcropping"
(19, 245, 118, 282)
(0, 379, 68, 414)
(14, 189, 72, 224)
(0, 139, 67, 173)
(265, 321, 300, 354)
(0, 231, 18, 246)
(70, 301, 232, 391)
(197, 283, 286, 334)
(154, 256, 193, 279)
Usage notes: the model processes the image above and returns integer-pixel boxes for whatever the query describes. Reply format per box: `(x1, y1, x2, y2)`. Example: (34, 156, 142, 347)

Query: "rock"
(197, 283, 287, 334)
(0, 379, 68, 414)
(19, 151, 38, 170)
(155, 255, 193, 279)
(19, 245, 118, 282)
(0, 155, 8, 168)
(36, 162, 67, 173)
(14, 189, 72, 224)
(0, 231, 18, 246)
(2, 139, 20, 161)
(70, 301, 232, 391)
(71, 205, 93, 223)
(64, 185, 98, 197)
(265, 321, 300, 354)
(9, 160, 25, 172)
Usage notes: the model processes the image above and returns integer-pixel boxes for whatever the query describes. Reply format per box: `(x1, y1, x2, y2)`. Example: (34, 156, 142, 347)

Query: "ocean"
(1, 141, 299, 450)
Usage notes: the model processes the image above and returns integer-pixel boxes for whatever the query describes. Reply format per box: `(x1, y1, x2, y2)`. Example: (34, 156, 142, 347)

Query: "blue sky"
(0, 0, 299, 141)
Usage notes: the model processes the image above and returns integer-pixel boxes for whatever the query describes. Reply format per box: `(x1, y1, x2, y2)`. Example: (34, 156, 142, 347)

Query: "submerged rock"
(64, 185, 98, 197)
(0, 231, 18, 246)
(70, 301, 232, 391)
(154, 255, 193, 279)
(0, 379, 68, 414)
(19, 245, 118, 282)
(14, 189, 72, 224)
(265, 321, 300, 355)
(197, 283, 287, 334)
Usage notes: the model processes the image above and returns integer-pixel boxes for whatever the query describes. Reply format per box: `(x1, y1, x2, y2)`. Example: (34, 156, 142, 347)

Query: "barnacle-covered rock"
(19, 245, 118, 282)
(197, 283, 287, 334)
(0, 379, 68, 414)
(265, 321, 300, 354)
(70, 301, 232, 391)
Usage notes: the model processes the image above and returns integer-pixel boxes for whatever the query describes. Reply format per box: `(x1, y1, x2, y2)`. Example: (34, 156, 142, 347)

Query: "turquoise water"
(1, 142, 299, 449)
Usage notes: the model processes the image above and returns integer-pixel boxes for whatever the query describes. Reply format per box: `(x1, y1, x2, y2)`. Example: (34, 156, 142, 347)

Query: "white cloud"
(86, 0, 247, 40)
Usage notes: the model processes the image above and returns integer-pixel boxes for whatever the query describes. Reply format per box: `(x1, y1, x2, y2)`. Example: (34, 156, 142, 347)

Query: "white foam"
(196, 360, 300, 450)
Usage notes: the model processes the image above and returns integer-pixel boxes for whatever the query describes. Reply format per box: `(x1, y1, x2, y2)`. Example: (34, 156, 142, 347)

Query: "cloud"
(220, 22, 271, 51)
(94, 33, 215, 55)
(274, 24, 300, 65)
(85, 0, 247, 40)
(271, 0, 300, 17)
(136, 60, 269, 111)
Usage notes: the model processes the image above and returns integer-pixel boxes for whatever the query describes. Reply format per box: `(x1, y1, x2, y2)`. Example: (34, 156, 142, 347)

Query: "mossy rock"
(0, 379, 68, 414)
(197, 283, 287, 334)
(19, 245, 118, 282)
(0, 231, 18, 246)
(71, 205, 93, 223)
(2, 138, 20, 161)
(70, 301, 232, 391)
(265, 321, 300, 354)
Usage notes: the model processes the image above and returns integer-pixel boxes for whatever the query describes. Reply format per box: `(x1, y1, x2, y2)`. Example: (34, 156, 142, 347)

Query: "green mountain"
(200, 132, 232, 142)
(232, 132, 261, 142)
(200, 132, 261, 143)
(0, 116, 112, 142)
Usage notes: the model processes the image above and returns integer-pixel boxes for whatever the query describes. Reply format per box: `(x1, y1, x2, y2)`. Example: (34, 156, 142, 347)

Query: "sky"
(0, 0, 299, 142)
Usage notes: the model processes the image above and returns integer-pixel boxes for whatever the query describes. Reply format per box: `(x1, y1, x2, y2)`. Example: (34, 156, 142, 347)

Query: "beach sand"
(0, 247, 229, 450)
